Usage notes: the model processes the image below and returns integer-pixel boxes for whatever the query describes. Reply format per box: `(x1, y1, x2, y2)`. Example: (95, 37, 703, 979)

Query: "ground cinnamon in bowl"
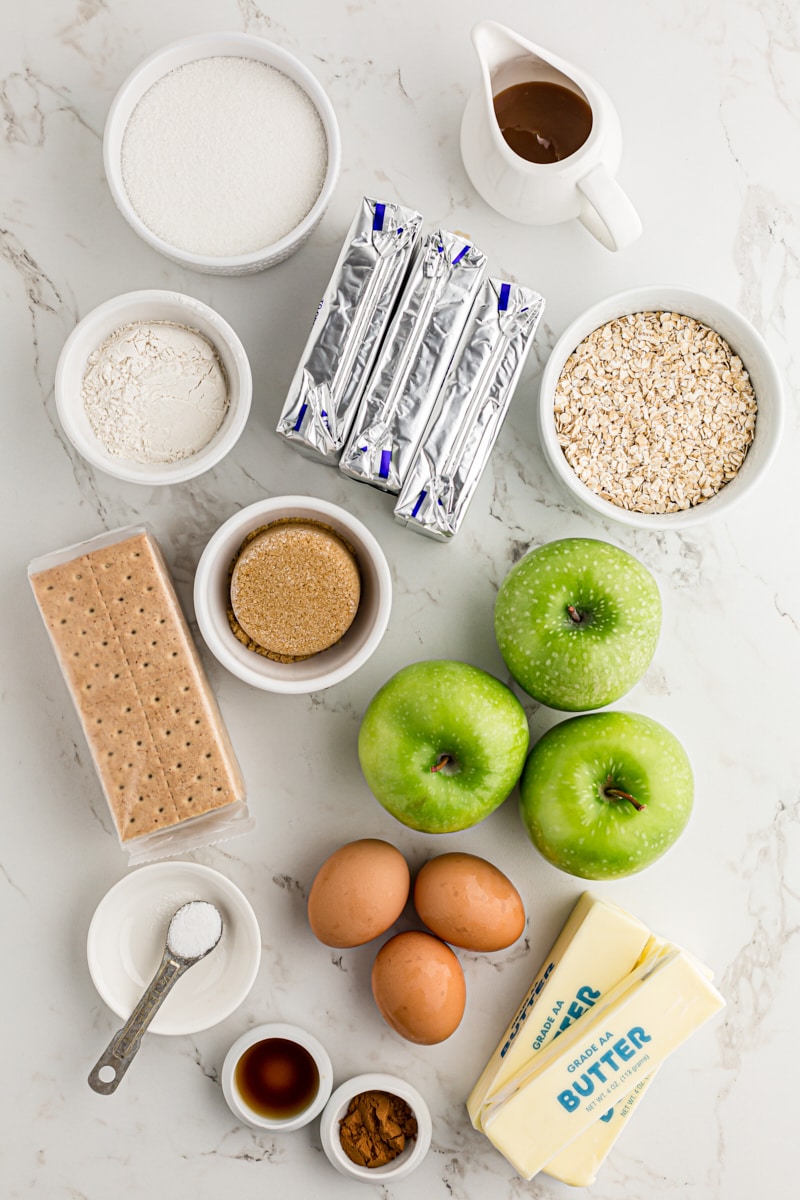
(338, 1089, 418, 1168)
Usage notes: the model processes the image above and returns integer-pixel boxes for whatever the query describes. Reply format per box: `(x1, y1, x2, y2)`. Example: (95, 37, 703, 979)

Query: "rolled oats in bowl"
(553, 310, 757, 515)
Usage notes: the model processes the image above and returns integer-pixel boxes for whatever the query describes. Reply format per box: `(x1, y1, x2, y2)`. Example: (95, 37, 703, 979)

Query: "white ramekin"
(86, 861, 261, 1036)
(319, 1072, 433, 1183)
(537, 286, 784, 530)
(55, 289, 252, 485)
(221, 1023, 333, 1132)
(194, 496, 393, 694)
(103, 32, 341, 274)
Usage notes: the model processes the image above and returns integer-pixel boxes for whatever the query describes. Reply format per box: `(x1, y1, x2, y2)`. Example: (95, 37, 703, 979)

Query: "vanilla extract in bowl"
(234, 1036, 321, 1119)
(493, 81, 593, 163)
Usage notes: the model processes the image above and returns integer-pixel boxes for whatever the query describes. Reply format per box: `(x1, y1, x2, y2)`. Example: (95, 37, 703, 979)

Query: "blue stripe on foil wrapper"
(293, 402, 307, 432)
(411, 490, 427, 518)
(379, 449, 392, 479)
(498, 282, 511, 311)
(452, 243, 470, 264)
(373, 203, 386, 231)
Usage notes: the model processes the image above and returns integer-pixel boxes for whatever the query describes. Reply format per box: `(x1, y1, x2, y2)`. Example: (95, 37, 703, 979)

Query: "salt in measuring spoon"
(88, 900, 223, 1094)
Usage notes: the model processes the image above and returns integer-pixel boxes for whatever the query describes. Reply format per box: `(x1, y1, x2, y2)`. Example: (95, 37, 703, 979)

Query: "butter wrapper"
(276, 197, 423, 464)
(466, 893, 651, 1132)
(339, 229, 487, 493)
(394, 278, 544, 539)
(481, 945, 725, 1181)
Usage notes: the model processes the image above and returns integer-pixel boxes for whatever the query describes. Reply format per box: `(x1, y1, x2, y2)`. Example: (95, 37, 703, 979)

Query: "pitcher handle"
(577, 163, 642, 252)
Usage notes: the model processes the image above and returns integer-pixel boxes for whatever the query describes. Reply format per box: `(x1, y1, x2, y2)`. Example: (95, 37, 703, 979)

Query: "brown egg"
(307, 839, 410, 948)
(413, 852, 525, 952)
(371, 930, 466, 1044)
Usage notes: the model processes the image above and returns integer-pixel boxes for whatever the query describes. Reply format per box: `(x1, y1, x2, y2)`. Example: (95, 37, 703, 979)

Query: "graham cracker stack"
(29, 527, 247, 854)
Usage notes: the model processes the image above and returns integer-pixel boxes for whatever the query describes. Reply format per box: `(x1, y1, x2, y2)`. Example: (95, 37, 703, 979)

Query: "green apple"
(494, 538, 661, 711)
(519, 711, 693, 879)
(358, 660, 530, 834)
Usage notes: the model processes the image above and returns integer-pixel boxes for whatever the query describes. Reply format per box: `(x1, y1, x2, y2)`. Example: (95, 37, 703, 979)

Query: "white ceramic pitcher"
(460, 21, 642, 251)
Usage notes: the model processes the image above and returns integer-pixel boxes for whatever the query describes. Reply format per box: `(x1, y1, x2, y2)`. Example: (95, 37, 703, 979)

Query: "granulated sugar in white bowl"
(104, 34, 341, 274)
(121, 56, 327, 258)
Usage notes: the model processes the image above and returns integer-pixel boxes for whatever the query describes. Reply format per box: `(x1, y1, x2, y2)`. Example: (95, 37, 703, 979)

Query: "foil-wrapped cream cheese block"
(276, 197, 423, 464)
(394, 278, 544, 539)
(339, 229, 487, 494)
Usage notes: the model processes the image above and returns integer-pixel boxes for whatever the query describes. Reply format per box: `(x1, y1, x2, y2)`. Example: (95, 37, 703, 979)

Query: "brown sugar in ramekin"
(227, 519, 361, 662)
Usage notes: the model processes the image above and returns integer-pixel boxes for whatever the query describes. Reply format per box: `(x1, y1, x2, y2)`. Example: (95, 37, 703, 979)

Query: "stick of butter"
(467, 892, 651, 1130)
(542, 1067, 659, 1186)
(481, 947, 725, 1181)
(543, 951, 715, 1186)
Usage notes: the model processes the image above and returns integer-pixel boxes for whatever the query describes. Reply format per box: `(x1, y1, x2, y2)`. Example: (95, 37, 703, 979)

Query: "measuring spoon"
(88, 900, 223, 1095)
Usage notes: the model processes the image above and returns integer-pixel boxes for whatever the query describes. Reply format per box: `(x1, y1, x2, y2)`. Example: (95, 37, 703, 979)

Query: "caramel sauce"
(235, 1038, 320, 1119)
(493, 81, 593, 164)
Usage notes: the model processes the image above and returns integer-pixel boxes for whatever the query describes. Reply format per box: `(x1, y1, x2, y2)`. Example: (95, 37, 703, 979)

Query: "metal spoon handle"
(88, 952, 187, 1094)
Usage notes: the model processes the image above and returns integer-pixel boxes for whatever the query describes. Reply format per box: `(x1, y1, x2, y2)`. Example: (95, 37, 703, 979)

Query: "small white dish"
(221, 1022, 333, 1131)
(55, 289, 252, 485)
(319, 1072, 432, 1183)
(87, 861, 261, 1036)
(194, 496, 393, 694)
(103, 32, 341, 274)
(537, 286, 784, 529)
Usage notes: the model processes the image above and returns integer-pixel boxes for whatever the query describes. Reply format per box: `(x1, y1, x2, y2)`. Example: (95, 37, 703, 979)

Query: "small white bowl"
(86, 861, 261, 1036)
(319, 1072, 432, 1183)
(55, 289, 252, 485)
(103, 32, 341, 274)
(221, 1023, 333, 1132)
(194, 496, 393, 694)
(537, 286, 784, 529)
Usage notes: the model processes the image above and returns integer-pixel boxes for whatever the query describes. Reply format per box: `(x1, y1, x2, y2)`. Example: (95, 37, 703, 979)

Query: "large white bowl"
(55, 289, 252, 485)
(86, 861, 261, 1036)
(194, 496, 393, 694)
(103, 33, 341, 274)
(537, 286, 784, 530)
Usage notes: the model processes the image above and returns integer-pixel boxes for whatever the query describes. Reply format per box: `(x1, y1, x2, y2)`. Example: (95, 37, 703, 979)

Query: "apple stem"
(603, 777, 646, 812)
(566, 605, 585, 625)
(430, 754, 452, 774)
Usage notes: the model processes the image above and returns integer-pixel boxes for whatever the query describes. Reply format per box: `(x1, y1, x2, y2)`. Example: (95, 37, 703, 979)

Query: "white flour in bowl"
(82, 320, 229, 463)
(120, 56, 328, 258)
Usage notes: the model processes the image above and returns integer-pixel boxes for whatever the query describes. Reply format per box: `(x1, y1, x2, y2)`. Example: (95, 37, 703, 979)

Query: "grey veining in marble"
(2, 1, 798, 1198)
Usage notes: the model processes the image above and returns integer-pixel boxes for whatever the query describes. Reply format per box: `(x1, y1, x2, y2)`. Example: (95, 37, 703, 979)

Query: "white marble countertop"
(2, 1, 797, 1197)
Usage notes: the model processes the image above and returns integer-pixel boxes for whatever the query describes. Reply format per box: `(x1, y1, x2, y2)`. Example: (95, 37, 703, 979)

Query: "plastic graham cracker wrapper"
(276, 197, 423, 464)
(29, 525, 252, 864)
(394, 277, 544, 539)
(339, 228, 487, 494)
